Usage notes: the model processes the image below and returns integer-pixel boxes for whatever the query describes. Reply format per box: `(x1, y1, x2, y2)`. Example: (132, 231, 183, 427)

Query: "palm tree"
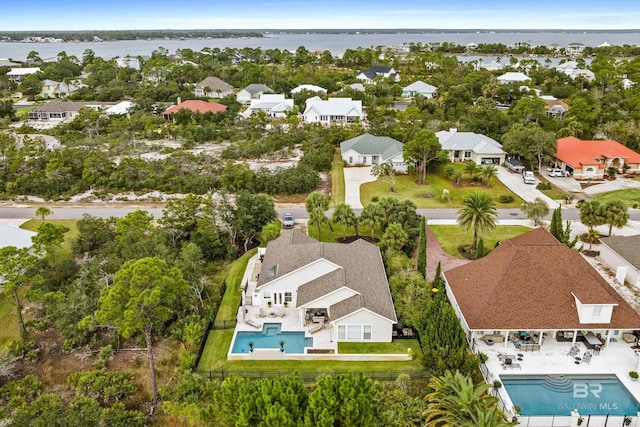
(360, 203, 384, 238)
(479, 165, 498, 186)
(425, 370, 515, 427)
(332, 203, 356, 239)
(604, 200, 629, 236)
(457, 192, 498, 250)
(35, 206, 52, 223)
(579, 200, 606, 233)
(382, 223, 408, 252)
(464, 161, 479, 180)
(308, 208, 329, 242)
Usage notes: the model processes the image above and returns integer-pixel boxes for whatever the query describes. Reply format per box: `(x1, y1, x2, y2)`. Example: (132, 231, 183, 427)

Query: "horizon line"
(3, 28, 640, 32)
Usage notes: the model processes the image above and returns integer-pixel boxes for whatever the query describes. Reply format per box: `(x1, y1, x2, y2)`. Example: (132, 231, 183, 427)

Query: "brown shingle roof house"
(444, 227, 640, 342)
(254, 230, 397, 342)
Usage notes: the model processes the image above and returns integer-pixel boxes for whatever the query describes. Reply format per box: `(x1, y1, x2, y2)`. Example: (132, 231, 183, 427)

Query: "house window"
(454, 151, 460, 158)
(349, 157, 353, 163)
(338, 325, 345, 340)
(363, 325, 372, 340)
(284, 292, 292, 303)
(592, 305, 602, 317)
(348, 325, 361, 340)
(362, 157, 367, 163)
(262, 291, 271, 299)
(464, 151, 471, 158)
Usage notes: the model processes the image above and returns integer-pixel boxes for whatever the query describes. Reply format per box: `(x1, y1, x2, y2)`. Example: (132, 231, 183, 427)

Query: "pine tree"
(417, 216, 427, 279)
(476, 237, 485, 259)
(550, 206, 563, 241)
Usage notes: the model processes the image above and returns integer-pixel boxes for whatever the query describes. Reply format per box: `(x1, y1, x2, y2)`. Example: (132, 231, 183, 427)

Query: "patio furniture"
(246, 319, 261, 329)
(258, 308, 267, 318)
(567, 347, 579, 357)
(277, 310, 285, 317)
(623, 333, 637, 344)
(584, 333, 603, 349)
(582, 353, 592, 365)
(498, 353, 516, 362)
(309, 322, 324, 333)
(502, 362, 521, 370)
(312, 316, 325, 323)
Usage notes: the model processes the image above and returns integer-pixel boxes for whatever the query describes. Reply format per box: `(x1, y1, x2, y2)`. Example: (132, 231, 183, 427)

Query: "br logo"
(574, 383, 602, 398)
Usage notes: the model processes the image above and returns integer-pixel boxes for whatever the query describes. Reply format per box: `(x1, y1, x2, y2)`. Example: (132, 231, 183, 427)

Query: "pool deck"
(475, 336, 640, 419)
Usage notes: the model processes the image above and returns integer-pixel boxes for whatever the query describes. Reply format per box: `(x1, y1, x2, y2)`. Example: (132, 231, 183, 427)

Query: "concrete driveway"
(343, 166, 377, 209)
(496, 167, 561, 208)
(582, 176, 640, 197)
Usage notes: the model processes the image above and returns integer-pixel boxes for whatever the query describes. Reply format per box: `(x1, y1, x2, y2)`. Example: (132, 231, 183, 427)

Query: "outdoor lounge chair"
(258, 308, 267, 318)
(309, 322, 324, 333)
(277, 310, 285, 317)
(502, 361, 521, 370)
(246, 319, 261, 329)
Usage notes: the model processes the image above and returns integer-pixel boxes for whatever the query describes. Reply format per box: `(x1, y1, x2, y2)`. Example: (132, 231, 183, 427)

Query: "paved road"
(4, 206, 636, 221)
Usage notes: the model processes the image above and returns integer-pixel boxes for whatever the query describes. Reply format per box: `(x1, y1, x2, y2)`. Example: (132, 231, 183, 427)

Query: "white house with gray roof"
(252, 231, 397, 342)
(302, 97, 364, 125)
(599, 235, 640, 289)
(436, 128, 506, 166)
(340, 133, 407, 172)
(236, 83, 274, 104)
(497, 72, 531, 85)
(240, 94, 293, 118)
(402, 80, 437, 99)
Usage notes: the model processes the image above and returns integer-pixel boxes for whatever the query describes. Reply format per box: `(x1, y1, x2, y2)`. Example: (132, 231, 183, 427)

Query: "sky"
(1, 0, 639, 31)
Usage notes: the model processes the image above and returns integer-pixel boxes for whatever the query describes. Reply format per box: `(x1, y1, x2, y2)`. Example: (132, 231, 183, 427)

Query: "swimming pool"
(501, 374, 640, 416)
(231, 323, 312, 354)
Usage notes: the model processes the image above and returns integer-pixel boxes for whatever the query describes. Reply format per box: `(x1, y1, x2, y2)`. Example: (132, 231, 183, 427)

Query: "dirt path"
(425, 224, 471, 282)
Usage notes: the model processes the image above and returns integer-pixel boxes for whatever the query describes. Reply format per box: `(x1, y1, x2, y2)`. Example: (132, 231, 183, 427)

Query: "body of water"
(1, 31, 640, 61)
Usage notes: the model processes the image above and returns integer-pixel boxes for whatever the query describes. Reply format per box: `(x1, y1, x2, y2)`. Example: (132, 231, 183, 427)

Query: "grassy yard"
(360, 169, 523, 209)
(594, 189, 640, 207)
(21, 219, 79, 259)
(14, 105, 36, 120)
(338, 340, 419, 354)
(330, 149, 345, 205)
(307, 220, 383, 243)
(214, 248, 257, 324)
(430, 225, 532, 259)
(197, 330, 422, 372)
(536, 177, 570, 202)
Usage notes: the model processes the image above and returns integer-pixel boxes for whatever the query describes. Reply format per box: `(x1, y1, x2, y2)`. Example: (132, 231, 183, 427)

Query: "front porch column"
(504, 330, 509, 349)
(572, 329, 578, 346)
(606, 330, 612, 346)
(299, 308, 305, 327)
(538, 330, 544, 346)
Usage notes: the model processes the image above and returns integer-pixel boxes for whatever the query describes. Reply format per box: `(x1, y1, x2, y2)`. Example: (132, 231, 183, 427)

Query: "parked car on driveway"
(506, 158, 525, 173)
(548, 168, 569, 177)
(523, 171, 536, 184)
(282, 213, 295, 228)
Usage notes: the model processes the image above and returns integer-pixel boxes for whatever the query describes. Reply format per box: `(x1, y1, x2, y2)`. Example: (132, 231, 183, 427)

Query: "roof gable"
(436, 130, 505, 154)
(196, 76, 233, 92)
(445, 228, 640, 330)
(600, 235, 640, 271)
(257, 231, 396, 322)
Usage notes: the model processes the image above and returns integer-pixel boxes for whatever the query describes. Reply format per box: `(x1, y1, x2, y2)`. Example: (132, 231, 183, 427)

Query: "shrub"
(630, 371, 638, 379)
(499, 195, 514, 203)
(371, 196, 379, 202)
(536, 183, 552, 190)
(493, 380, 502, 388)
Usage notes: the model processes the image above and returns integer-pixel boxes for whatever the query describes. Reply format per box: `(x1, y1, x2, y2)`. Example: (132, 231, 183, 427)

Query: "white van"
(523, 171, 536, 184)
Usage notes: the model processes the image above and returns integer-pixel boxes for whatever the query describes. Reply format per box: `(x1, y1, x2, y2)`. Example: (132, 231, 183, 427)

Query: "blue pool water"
(501, 374, 640, 416)
(232, 323, 312, 354)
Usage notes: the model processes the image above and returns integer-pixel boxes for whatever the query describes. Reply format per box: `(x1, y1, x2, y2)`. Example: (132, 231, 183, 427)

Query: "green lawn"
(214, 249, 257, 325)
(21, 219, 79, 259)
(430, 225, 532, 258)
(331, 149, 345, 206)
(536, 176, 570, 202)
(197, 330, 422, 372)
(360, 170, 522, 209)
(338, 340, 419, 355)
(0, 289, 25, 348)
(15, 105, 36, 119)
(307, 220, 383, 243)
(594, 189, 640, 208)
